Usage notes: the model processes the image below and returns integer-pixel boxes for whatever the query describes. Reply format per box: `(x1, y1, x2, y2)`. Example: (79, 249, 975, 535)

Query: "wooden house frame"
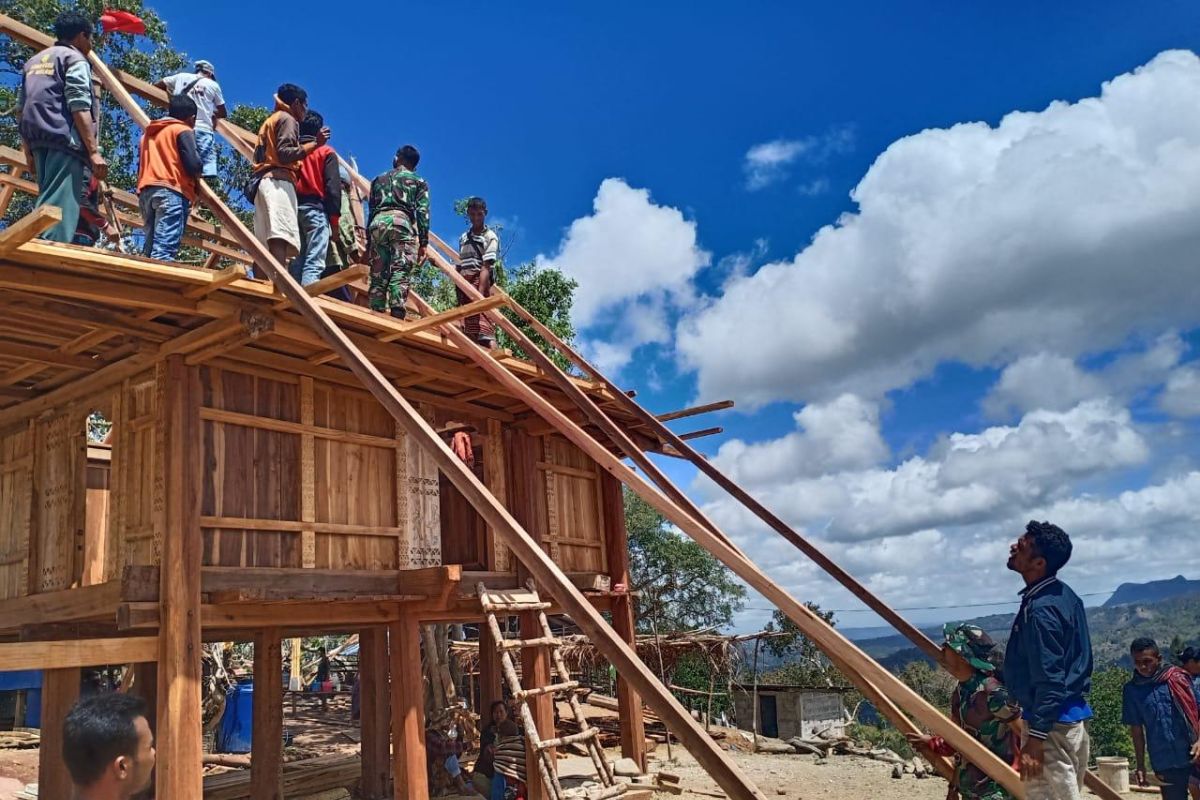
(0, 14, 1123, 800)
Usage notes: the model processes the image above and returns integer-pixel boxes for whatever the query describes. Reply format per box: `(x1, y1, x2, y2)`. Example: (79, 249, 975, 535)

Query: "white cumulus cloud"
(1160, 364, 1200, 417)
(681, 51, 1200, 407)
(535, 178, 709, 372)
(743, 127, 855, 190)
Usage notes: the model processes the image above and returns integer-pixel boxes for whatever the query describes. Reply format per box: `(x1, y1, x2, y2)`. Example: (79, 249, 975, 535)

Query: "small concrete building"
(732, 683, 847, 740)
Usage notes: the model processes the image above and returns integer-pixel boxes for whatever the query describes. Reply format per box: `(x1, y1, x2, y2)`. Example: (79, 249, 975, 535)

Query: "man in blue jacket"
(1123, 637, 1200, 800)
(1004, 520, 1093, 800)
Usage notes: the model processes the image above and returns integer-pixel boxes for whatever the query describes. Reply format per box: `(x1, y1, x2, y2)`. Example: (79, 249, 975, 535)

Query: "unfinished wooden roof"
(0, 168, 664, 446)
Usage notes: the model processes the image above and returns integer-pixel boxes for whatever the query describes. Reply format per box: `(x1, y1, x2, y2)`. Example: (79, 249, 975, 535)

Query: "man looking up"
(456, 196, 500, 347)
(62, 693, 156, 800)
(251, 83, 329, 272)
(291, 110, 342, 286)
(16, 9, 105, 243)
(1123, 637, 1200, 800)
(1004, 520, 1093, 800)
(367, 145, 429, 318)
(136, 93, 202, 261)
(156, 59, 225, 179)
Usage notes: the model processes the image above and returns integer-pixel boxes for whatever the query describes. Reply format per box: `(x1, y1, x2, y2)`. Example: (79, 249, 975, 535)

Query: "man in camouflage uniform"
(367, 145, 429, 318)
(909, 624, 1023, 800)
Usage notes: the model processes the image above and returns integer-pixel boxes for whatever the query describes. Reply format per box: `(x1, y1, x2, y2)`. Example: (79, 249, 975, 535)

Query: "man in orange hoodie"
(136, 94, 202, 261)
(251, 84, 329, 273)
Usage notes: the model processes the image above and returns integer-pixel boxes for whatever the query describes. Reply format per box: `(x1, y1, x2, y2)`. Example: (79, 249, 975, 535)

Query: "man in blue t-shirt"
(1123, 638, 1200, 800)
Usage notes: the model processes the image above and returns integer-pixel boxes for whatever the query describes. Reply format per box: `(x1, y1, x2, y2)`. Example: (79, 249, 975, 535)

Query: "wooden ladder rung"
(483, 600, 553, 612)
(537, 726, 600, 749)
(515, 680, 579, 700)
(498, 635, 562, 651)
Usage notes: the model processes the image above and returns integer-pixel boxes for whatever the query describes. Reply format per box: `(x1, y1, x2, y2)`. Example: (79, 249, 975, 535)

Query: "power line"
(741, 589, 1114, 615)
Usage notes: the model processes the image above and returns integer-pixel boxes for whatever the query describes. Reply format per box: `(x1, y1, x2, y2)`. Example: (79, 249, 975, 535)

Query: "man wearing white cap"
(156, 59, 225, 179)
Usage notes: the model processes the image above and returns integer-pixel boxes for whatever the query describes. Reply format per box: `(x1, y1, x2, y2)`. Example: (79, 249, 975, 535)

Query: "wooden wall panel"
(0, 422, 34, 599)
(396, 406, 441, 569)
(198, 367, 302, 568)
(438, 455, 486, 570)
(33, 408, 86, 592)
(83, 451, 111, 586)
(539, 436, 606, 573)
(108, 374, 158, 572)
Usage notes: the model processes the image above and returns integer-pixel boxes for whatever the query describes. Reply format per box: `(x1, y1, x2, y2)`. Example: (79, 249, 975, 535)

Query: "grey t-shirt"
(162, 72, 224, 131)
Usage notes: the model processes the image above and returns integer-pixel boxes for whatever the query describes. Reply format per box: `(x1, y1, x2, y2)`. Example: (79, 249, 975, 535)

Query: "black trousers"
(1157, 767, 1193, 800)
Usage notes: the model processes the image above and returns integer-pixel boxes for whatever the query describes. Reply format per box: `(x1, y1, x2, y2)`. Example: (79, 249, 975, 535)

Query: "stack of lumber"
(0, 729, 39, 748)
(202, 754, 359, 800)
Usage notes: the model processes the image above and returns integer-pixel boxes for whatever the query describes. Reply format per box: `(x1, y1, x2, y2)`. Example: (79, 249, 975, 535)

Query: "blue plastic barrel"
(216, 682, 253, 753)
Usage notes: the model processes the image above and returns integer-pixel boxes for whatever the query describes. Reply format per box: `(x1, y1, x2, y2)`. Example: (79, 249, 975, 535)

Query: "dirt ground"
(0, 696, 1128, 800)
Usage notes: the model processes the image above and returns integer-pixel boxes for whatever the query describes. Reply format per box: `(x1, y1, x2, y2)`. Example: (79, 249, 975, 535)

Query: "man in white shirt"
(156, 59, 225, 178)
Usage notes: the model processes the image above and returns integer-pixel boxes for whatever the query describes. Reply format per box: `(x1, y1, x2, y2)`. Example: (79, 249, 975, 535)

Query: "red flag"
(100, 10, 146, 35)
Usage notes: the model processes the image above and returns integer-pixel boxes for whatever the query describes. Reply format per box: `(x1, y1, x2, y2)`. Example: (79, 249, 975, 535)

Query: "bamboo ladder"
(478, 582, 626, 800)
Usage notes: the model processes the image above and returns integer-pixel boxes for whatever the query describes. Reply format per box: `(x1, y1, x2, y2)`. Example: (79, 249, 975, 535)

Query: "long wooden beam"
(655, 399, 734, 422)
(66, 39, 768, 800)
(0, 636, 157, 670)
(0, 204, 60, 255)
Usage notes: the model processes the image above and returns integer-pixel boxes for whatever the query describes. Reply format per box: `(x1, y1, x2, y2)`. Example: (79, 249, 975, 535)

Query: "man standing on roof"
(156, 59, 225, 179)
(291, 110, 342, 287)
(367, 145, 429, 319)
(1004, 521, 1093, 800)
(136, 94, 202, 261)
(456, 197, 500, 348)
(15, 9, 106, 243)
(322, 167, 366, 301)
(251, 84, 329, 272)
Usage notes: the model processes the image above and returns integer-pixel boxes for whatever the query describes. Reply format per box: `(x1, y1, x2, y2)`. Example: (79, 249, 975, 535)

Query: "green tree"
(759, 605, 848, 687)
(0, 0, 265, 220)
(625, 487, 746, 633)
(1088, 666, 1134, 760)
(897, 660, 956, 713)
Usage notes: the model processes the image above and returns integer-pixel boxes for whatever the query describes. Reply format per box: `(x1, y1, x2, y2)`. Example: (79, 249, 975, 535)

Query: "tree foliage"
(896, 660, 957, 713)
(0, 0, 266, 222)
(625, 487, 746, 633)
(1088, 665, 1134, 760)
(760, 605, 849, 687)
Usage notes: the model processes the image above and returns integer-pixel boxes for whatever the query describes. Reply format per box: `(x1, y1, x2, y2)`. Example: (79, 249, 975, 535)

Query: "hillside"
(856, 594, 1200, 671)
(1104, 575, 1200, 607)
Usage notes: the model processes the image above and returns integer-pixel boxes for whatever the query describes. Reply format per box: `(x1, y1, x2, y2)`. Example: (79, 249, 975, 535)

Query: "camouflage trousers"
(368, 217, 418, 316)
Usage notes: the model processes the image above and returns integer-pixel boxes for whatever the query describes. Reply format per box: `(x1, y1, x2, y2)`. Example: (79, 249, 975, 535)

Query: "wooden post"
(154, 355, 202, 799)
(38, 667, 80, 799)
(251, 628, 283, 800)
(359, 627, 392, 799)
(750, 636, 760, 749)
(131, 663, 158, 735)
(478, 623, 503, 720)
(521, 610, 555, 800)
(390, 612, 428, 800)
(601, 473, 646, 771)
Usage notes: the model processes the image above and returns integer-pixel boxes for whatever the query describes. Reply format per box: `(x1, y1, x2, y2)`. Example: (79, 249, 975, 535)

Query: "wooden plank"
(252, 628, 284, 800)
(390, 613, 428, 800)
(359, 627, 391, 799)
(182, 264, 247, 299)
(38, 667, 79, 800)
(0, 580, 122, 630)
(154, 355, 202, 800)
(677, 426, 722, 441)
(0, 205, 61, 256)
(521, 609, 555, 800)
(118, 599, 419, 630)
(655, 400, 734, 423)
(601, 472, 646, 771)
(300, 377, 316, 567)
(484, 418, 512, 573)
(200, 565, 460, 599)
(199, 406, 401, 449)
(0, 341, 101, 370)
(70, 40, 769, 800)
(0, 636, 156, 670)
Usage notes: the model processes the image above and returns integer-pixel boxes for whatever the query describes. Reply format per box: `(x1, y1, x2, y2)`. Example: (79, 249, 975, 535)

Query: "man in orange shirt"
(251, 83, 329, 272)
(136, 94, 202, 261)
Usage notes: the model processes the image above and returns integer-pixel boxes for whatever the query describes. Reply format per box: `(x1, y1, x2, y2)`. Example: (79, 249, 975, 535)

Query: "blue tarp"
(0, 670, 41, 691)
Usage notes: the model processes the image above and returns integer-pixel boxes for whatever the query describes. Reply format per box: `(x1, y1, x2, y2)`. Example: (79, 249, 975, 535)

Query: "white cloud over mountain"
(678, 50, 1200, 407)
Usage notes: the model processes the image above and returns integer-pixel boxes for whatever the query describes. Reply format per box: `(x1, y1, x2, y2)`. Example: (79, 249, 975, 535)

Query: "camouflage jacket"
(952, 672, 1020, 800)
(368, 167, 430, 246)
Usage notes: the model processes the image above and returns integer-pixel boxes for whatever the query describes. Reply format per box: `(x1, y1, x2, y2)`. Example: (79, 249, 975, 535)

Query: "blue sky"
(150, 1, 1200, 630)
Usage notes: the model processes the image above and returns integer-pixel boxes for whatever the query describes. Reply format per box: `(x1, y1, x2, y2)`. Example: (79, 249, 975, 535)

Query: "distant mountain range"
(1104, 575, 1200, 607)
(846, 576, 1200, 671)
